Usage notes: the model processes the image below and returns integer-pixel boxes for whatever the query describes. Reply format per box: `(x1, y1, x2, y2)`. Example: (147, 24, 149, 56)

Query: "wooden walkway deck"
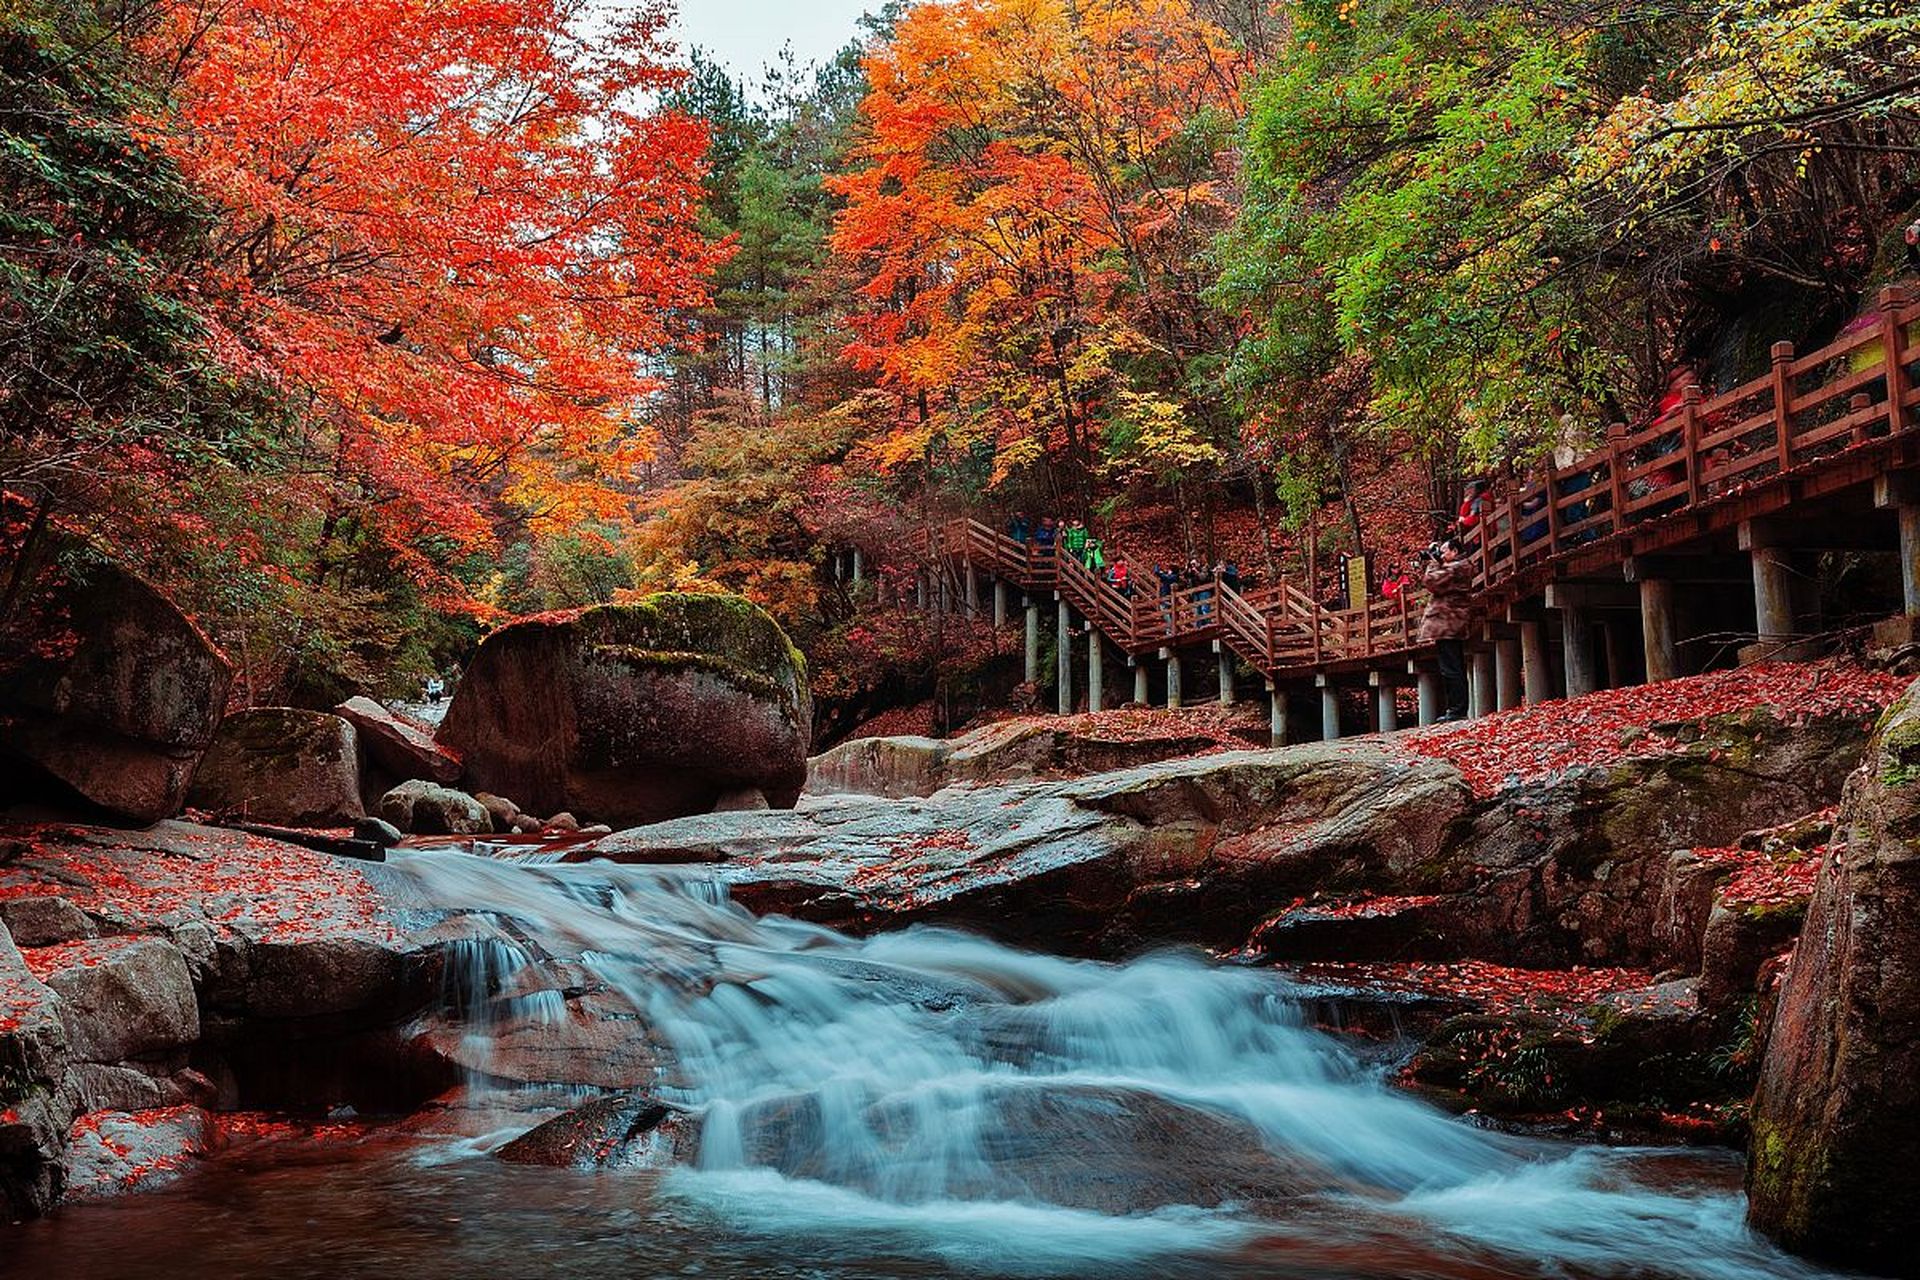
(925, 286, 1920, 701)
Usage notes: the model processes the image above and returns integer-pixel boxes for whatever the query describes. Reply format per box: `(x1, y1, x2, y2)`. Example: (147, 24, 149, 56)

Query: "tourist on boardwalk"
(1108, 559, 1131, 596)
(1084, 535, 1106, 572)
(1035, 517, 1057, 553)
(1155, 563, 1178, 624)
(1451, 479, 1490, 539)
(1418, 538, 1476, 722)
(1007, 513, 1031, 544)
(1380, 562, 1411, 600)
(1222, 562, 1242, 595)
(1062, 519, 1088, 564)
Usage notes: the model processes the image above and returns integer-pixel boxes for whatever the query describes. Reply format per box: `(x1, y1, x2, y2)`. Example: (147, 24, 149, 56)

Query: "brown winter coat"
(1418, 557, 1477, 643)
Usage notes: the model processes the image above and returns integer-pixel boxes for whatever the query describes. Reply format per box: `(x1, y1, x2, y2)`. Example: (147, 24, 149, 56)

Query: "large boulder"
(186, 708, 364, 827)
(1748, 679, 1920, 1274)
(0, 559, 232, 823)
(334, 697, 461, 786)
(439, 594, 811, 826)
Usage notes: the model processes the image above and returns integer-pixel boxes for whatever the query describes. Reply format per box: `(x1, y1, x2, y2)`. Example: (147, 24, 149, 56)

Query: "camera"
(1415, 541, 1445, 563)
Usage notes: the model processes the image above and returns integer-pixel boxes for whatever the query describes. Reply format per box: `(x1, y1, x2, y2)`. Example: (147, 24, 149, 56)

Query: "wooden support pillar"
(1750, 547, 1796, 641)
(1520, 618, 1552, 704)
(1216, 646, 1235, 707)
(1494, 636, 1522, 711)
(1416, 670, 1441, 727)
(993, 579, 1009, 629)
(1133, 661, 1150, 706)
(1640, 578, 1681, 683)
(1469, 649, 1496, 718)
(1163, 649, 1183, 710)
(1056, 598, 1073, 715)
(1088, 634, 1105, 714)
(964, 561, 980, 615)
(1562, 605, 1598, 698)
(1875, 475, 1920, 616)
(1374, 680, 1399, 733)
(938, 572, 952, 617)
(916, 572, 928, 610)
(1268, 683, 1287, 747)
(1320, 683, 1342, 742)
(1902, 505, 1920, 617)
(1601, 620, 1628, 690)
(851, 548, 864, 586)
(1024, 598, 1040, 684)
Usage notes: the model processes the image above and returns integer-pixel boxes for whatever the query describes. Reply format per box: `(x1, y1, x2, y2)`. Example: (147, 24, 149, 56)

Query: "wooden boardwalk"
(912, 286, 1920, 733)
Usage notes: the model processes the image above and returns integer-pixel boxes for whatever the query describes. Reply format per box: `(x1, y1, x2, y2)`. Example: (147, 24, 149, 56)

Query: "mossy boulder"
(438, 593, 811, 826)
(0, 559, 233, 823)
(186, 708, 365, 827)
(1748, 676, 1920, 1275)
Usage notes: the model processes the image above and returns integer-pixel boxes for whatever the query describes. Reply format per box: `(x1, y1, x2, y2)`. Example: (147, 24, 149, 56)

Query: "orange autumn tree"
(143, 0, 725, 600)
(831, 0, 1252, 512)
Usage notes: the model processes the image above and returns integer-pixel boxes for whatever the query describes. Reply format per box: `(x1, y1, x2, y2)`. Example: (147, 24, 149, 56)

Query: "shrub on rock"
(186, 708, 365, 827)
(438, 593, 811, 826)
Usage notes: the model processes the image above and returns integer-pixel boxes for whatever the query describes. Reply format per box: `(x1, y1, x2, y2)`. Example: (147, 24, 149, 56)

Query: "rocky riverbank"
(5, 654, 1918, 1278)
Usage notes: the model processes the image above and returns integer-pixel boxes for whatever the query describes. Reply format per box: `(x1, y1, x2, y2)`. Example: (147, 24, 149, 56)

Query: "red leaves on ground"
(1397, 660, 1909, 796)
(1295, 959, 1656, 1017)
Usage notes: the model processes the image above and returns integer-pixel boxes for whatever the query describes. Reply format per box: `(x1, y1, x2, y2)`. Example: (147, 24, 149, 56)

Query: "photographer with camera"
(1417, 538, 1476, 722)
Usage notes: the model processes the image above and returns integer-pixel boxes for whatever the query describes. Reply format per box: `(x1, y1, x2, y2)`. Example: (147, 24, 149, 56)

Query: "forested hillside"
(4, 0, 1917, 731)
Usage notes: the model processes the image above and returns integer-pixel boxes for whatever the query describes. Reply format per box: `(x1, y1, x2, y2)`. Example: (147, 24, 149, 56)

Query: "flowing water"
(1, 850, 1845, 1280)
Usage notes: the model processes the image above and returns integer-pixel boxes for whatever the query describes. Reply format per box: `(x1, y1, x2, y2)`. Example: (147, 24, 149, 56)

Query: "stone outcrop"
(334, 697, 461, 786)
(0, 561, 233, 824)
(186, 708, 365, 827)
(0, 820, 443, 1218)
(808, 714, 1243, 799)
(439, 594, 811, 826)
(1749, 679, 1920, 1275)
(580, 698, 1873, 964)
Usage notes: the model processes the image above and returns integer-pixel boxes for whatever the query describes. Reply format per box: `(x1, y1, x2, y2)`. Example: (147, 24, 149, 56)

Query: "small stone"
(545, 812, 580, 833)
(353, 816, 404, 848)
(473, 792, 521, 833)
(511, 814, 543, 835)
(379, 780, 491, 836)
(579, 823, 612, 836)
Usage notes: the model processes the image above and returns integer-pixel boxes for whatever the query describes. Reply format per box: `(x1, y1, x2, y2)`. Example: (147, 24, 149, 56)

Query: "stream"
(0, 850, 1843, 1279)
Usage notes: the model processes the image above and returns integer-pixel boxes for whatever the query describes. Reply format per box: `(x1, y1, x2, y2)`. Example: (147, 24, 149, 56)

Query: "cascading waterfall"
(388, 849, 1833, 1280)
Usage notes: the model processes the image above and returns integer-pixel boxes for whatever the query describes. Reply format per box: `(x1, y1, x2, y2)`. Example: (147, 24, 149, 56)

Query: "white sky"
(669, 0, 883, 77)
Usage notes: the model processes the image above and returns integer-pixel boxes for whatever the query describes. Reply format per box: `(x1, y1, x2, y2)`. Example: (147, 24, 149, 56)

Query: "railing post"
(1606, 422, 1628, 530)
(1504, 485, 1521, 575)
(1682, 385, 1703, 505)
(1544, 463, 1564, 556)
(1882, 285, 1910, 438)
(1771, 340, 1795, 472)
(1852, 393, 1874, 447)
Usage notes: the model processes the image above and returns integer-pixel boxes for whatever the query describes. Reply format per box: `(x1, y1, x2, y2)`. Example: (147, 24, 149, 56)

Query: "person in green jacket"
(1085, 537, 1105, 571)
(1062, 520, 1088, 563)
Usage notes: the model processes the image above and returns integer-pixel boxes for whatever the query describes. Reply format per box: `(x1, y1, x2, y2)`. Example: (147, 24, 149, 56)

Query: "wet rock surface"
(439, 593, 811, 826)
(335, 697, 462, 787)
(1748, 678, 1920, 1274)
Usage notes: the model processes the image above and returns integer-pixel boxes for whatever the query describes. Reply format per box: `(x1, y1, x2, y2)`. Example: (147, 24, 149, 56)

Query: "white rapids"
(389, 849, 1835, 1280)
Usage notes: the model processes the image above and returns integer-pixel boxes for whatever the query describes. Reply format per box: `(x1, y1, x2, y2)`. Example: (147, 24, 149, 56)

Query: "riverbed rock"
(438, 594, 812, 826)
(1748, 679, 1920, 1274)
(378, 780, 491, 836)
(0, 897, 95, 949)
(495, 1094, 691, 1169)
(472, 793, 520, 833)
(186, 708, 364, 827)
(808, 713, 1240, 798)
(581, 692, 1876, 969)
(0, 559, 232, 823)
(334, 697, 461, 786)
(62, 1106, 218, 1199)
(38, 937, 199, 1063)
(0, 921, 73, 1219)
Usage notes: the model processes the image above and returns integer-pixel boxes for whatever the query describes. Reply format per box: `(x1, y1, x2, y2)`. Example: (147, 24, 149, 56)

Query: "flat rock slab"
(337, 697, 462, 785)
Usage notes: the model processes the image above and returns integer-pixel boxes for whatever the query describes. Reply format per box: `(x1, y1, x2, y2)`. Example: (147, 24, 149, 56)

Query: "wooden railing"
(926, 287, 1919, 678)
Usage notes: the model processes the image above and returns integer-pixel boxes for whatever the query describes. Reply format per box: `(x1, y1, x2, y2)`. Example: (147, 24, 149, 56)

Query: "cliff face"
(1748, 679, 1920, 1277)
